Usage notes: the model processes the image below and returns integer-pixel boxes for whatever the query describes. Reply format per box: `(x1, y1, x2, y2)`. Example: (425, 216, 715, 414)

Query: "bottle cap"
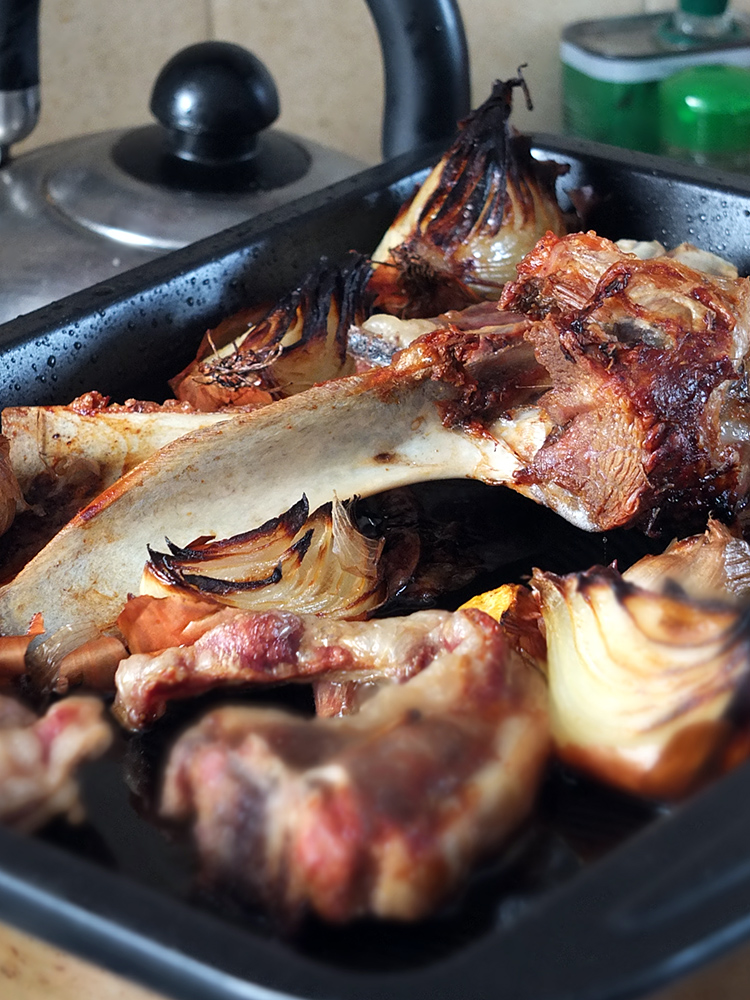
(660, 64, 750, 157)
(679, 0, 729, 14)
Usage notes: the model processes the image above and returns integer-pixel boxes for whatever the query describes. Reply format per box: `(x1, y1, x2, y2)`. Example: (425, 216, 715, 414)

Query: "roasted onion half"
(142, 494, 387, 620)
(533, 554, 750, 801)
(171, 254, 374, 410)
(622, 519, 750, 600)
(370, 72, 568, 317)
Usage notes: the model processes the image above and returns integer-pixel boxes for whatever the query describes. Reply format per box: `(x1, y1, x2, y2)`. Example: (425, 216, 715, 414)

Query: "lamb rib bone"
(0, 331, 539, 638)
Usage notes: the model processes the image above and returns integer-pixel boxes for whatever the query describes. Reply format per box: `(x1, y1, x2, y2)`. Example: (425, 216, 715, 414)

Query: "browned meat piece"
(500, 231, 750, 534)
(500, 230, 625, 316)
(159, 608, 550, 923)
(347, 300, 532, 370)
(310, 676, 378, 718)
(0, 694, 112, 832)
(113, 607, 464, 730)
(0, 394, 231, 581)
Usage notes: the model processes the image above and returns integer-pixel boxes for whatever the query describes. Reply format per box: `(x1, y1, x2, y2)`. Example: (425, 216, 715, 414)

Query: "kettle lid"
(38, 42, 358, 251)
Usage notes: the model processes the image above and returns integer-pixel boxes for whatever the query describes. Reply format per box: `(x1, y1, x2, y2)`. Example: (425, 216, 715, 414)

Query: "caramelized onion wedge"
(142, 495, 387, 619)
(623, 519, 750, 600)
(171, 254, 373, 410)
(533, 565, 750, 800)
(371, 74, 567, 314)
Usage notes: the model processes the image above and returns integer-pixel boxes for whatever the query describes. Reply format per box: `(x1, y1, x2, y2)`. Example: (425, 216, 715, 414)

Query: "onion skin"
(533, 564, 750, 800)
(0, 612, 44, 684)
(117, 593, 227, 655)
(55, 636, 128, 694)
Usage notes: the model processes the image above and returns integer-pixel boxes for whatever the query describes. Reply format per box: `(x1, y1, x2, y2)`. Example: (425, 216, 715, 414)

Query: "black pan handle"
(365, 0, 471, 159)
(0, 0, 40, 163)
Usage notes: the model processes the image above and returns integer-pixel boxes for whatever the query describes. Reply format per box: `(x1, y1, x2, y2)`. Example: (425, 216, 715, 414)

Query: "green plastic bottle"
(561, 0, 750, 155)
(659, 63, 750, 169)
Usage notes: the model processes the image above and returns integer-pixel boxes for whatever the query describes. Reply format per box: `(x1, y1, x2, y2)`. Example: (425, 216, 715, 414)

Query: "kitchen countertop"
(1, 920, 749, 1000)
(0, 921, 159, 999)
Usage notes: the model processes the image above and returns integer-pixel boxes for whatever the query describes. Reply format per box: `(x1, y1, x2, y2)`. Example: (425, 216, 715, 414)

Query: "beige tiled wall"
(15, 0, 750, 164)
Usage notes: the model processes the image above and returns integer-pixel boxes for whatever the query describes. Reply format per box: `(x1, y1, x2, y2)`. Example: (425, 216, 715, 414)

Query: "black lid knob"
(150, 40, 280, 166)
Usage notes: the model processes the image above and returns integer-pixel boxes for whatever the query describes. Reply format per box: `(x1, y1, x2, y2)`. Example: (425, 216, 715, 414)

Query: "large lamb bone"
(2, 230, 750, 640)
(0, 328, 542, 638)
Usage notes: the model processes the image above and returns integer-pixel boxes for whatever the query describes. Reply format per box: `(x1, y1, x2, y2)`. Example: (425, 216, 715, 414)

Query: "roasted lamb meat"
(159, 607, 550, 923)
(114, 607, 492, 730)
(498, 230, 750, 534)
(0, 433, 26, 543)
(0, 693, 111, 832)
(1, 393, 232, 579)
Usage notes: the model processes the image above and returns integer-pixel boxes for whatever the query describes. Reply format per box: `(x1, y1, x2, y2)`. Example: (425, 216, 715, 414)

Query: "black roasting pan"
(0, 135, 750, 1000)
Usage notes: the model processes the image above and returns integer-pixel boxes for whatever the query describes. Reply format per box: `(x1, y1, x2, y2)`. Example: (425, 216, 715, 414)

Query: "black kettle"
(0, 0, 470, 324)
